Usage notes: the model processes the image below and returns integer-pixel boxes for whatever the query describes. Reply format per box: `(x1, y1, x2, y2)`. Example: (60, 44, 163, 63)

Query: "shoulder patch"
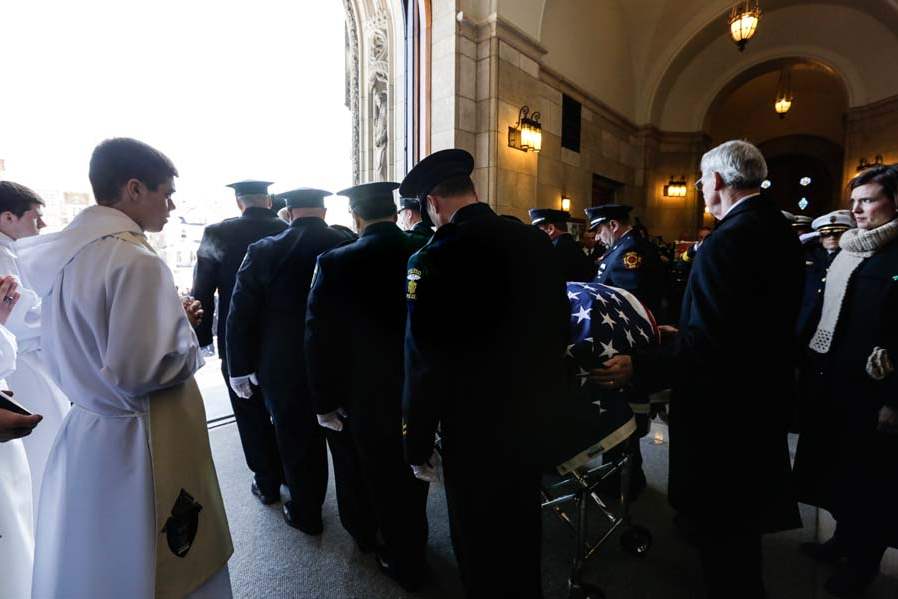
(406, 267, 422, 300)
(622, 251, 643, 270)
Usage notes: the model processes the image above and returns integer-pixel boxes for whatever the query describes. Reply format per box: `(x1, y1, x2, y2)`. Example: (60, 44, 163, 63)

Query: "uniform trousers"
(442, 447, 543, 599)
(221, 363, 283, 495)
(349, 429, 429, 575)
(322, 426, 378, 545)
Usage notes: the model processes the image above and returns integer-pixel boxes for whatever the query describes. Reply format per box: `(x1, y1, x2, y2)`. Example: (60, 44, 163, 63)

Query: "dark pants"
(833, 520, 889, 575)
(356, 434, 429, 575)
(221, 364, 283, 494)
(443, 449, 543, 599)
(323, 426, 379, 545)
(696, 525, 764, 599)
(263, 386, 329, 522)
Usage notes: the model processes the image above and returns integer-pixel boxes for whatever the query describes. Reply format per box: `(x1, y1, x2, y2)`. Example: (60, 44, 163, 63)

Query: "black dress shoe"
(251, 480, 280, 505)
(800, 538, 847, 564)
(824, 564, 878, 597)
(376, 553, 430, 593)
(282, 501, 323, 535)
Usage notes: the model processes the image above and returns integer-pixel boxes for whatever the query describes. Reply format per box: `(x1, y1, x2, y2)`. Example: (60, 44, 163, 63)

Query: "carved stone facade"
(343, 0, 405, 184)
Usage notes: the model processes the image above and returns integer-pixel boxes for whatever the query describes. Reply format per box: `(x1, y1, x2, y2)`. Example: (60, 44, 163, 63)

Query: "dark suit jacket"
(553, 233, 595, 282)
(402, 203, 597, 468)
(191, 207, 287, 363)
(226, 217, 346, 397)
(635, 194, 803, 532)
(305, 222, 426, 446)
(796, 242, 838, 346)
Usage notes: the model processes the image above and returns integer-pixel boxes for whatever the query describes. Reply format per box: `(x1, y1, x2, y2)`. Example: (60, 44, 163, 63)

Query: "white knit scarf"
(809, 217, 898, 354)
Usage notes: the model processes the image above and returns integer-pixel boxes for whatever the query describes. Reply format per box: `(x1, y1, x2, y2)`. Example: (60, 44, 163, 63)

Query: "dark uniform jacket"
(595, 229, 665, 315)
(402, 202, 597, 467)
(305, 222, 426, 445)
(226, 217, 347, 390)
(406, 221, 433, 247)
(634, 195, 803, 533)
(794, 234, 898, 546)
(553, 233, 596, 282)
(191, 207, 287, 359)
(796, 242, 838, 346)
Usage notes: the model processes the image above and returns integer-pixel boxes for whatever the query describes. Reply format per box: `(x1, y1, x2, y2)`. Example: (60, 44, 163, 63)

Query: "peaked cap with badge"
(584, 204, 634, 231)
(529, 208, 571, 226)
(811, 209, 855, 235)
(398, 149, 475, 228)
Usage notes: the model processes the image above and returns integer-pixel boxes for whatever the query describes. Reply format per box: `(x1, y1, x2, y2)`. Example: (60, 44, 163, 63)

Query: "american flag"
(566, 282, 658, 383)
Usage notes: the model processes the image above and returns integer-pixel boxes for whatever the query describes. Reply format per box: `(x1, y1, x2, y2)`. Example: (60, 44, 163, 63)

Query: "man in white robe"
(0, 276, 42, 599)
(0, 181, 71, 507)
(18, 138, 232, 599)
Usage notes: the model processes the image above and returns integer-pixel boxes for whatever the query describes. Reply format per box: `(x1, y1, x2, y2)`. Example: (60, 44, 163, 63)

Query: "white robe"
(0, 232, 71, 508)
(18, 206, 230, 599)
(0, 324, 35, 599)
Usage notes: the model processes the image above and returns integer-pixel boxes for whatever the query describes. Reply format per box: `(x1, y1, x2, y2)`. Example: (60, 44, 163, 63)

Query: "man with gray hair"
(593, 140, 803, 598)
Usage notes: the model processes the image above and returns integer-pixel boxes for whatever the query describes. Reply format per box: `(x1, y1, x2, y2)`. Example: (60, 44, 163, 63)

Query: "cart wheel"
(568, 580, 606, 599)
(620, 525, 652, 556)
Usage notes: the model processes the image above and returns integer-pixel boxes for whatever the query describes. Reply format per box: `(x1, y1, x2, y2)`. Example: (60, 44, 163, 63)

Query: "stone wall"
(844, 95, 898, 189)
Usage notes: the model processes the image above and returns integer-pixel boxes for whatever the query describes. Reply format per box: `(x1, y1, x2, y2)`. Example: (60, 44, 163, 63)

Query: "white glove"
(317, 408, 348, 432)
(229, 373, 258, 399)
(411, 449, 442, 483)
(200, 344, 216, 358)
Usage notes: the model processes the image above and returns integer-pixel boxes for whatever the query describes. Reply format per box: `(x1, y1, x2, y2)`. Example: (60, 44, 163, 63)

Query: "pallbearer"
(400, 149, 570, 598)
(192, 179, 287, 506)
(306, 182, 429, 590)
(398, 196, 433, 243)
(530, 207, 596, 281)
(227, 188, 375, 545)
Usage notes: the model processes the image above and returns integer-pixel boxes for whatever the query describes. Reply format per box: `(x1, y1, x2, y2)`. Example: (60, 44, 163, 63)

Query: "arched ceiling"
(496, 0, 898, 127)
(704, 60, 848, 147)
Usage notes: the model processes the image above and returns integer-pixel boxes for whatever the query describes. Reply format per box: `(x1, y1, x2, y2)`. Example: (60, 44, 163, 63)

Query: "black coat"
(635, 195, 803, 532)
(191, 207, 287, 358)
(794, 234, 898, 544)
(553, 233, 595, 282)
(402, 202, 603, 468)
(226, 217, 347, 392)
(595, 229, 665, 316)
(305, 222, 426, 445)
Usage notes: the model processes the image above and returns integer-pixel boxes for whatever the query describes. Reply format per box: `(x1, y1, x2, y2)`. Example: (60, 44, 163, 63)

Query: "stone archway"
(343, 0, 407, 184)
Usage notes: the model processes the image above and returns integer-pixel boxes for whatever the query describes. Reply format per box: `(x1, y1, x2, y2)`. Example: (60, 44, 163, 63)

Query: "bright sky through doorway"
(0, 0, 353, 226)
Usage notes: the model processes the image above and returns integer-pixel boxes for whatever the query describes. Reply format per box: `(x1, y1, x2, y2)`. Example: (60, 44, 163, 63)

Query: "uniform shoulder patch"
(622, 251, 643, 270)
(406, 266, 423, 300)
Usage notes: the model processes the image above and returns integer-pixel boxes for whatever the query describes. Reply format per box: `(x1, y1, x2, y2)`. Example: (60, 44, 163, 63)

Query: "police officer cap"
(584, 204, 633, 230)
(782, 210, 811, 226)
(338, 182, 399, 212)
(399, 197, 422, 211)
(227, 180, 273, 198)
(277, 187, 331, 209)
(398, 149, 475, 199)
(812, 209, 854, 234)
(529, 208, 570, 226)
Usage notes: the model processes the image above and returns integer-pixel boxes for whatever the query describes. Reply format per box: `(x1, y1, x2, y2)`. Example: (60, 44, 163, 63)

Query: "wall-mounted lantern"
(561, 196, 571, 212)
(508, 106, 542, 153)
(664, 176, 688, 197)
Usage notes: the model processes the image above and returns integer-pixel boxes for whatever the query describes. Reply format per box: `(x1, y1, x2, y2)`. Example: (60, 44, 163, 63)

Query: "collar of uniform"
(242, 206, 274, 219)
(290, 216, 327, 229)
(610, 228, 635, 252)
(450, 201, 494, 225)
(361, 220, 401, 239)
(0, 232, 14, 249)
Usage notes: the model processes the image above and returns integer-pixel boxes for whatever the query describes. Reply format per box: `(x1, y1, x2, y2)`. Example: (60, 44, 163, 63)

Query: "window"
(562, 94, 582, 153)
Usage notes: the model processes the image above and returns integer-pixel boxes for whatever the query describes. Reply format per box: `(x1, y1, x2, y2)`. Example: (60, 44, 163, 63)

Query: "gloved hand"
(200, 344, 216, 358)
(411, 449, 442, 483)
(229, 373, 258, 399)
(317, 408, 348, 432)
